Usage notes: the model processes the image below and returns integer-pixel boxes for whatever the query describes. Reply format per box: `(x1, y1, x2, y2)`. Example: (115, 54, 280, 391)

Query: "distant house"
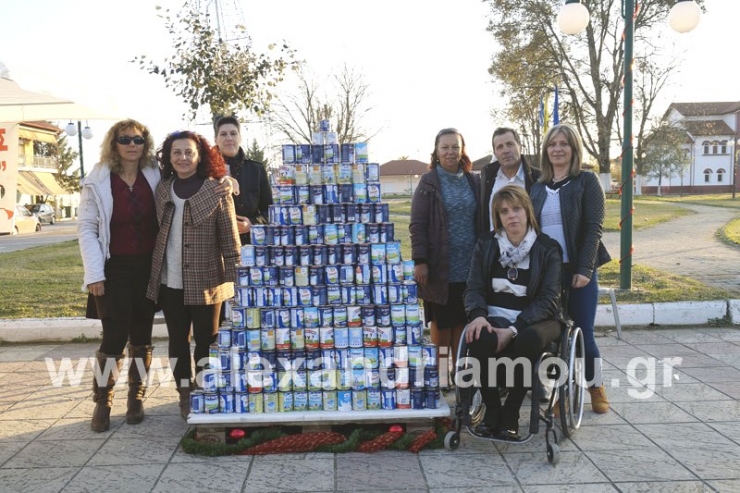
(643, 101, 740, 194)
(379, 159, 428, 196)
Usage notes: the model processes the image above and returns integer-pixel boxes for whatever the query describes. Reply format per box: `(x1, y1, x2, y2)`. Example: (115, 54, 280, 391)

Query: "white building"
(642, 101, 740, 194)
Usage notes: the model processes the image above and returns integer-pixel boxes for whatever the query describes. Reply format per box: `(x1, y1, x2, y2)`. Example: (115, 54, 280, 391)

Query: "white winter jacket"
(77, 162, 161, 291)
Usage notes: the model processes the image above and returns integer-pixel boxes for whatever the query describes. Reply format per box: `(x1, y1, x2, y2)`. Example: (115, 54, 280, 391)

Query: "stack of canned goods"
(189, 320, 442, 415)
(188, 137, 440, 416)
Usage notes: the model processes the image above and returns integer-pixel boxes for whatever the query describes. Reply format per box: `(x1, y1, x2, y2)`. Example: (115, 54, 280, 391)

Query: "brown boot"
(177, 382, 192, 420)
(91, 350, 123, 432)
(589, 386, 610, 414)
(125, 344, 153, 425)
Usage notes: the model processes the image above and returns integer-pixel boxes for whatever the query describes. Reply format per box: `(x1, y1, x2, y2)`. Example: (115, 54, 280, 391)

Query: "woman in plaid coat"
(146, 130, 240, 418)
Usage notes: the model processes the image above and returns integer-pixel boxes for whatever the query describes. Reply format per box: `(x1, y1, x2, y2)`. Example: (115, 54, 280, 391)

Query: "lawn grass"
(0, 240, 86, 318)
(641, 193, 740, 209)
(719, 217, 740, 248)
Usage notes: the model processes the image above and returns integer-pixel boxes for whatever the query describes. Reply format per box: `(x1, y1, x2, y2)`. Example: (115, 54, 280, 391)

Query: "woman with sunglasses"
(78, 119, 160, 432)
(146, 130, 240, 419)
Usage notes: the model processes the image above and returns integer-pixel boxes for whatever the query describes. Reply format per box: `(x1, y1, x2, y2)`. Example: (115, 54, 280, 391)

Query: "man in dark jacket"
(480, 127, 540, 233)
(214, 116, 273, 245)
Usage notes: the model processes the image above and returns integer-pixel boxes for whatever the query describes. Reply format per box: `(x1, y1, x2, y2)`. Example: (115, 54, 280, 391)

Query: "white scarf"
(496, 227, 537, 269)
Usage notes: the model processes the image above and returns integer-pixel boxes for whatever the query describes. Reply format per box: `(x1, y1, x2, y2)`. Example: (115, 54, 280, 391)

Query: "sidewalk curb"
(1, 300, 739, 343)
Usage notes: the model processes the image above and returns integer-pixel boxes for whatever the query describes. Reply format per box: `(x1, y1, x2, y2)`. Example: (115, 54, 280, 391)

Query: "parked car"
(26, 203, 55, 225)
(14, 205, 41, 234)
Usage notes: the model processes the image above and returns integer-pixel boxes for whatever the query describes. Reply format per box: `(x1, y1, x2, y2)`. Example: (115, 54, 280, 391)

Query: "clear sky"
(1, 0, 737, 170)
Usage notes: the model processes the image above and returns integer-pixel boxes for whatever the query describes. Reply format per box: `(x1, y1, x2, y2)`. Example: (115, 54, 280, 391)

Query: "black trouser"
(468, 318, 561, 431)
(95, 255, 155, 355)
(158, 285, 221, 387)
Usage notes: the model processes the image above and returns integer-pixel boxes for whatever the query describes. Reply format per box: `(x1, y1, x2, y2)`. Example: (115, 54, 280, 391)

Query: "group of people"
(78, 117, 272, 432)
(410, 124, 611, 441)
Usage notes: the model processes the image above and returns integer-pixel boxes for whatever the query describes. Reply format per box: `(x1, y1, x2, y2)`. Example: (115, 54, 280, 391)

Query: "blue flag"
(553, 86, 560, 125)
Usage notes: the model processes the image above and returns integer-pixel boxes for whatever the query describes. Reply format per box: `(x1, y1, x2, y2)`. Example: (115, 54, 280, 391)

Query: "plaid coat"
(146, 177, 240, 305)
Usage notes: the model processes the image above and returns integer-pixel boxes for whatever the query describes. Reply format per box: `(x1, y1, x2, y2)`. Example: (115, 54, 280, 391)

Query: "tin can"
(402, 260, 415, 280)
(271, 246, 285, 267)
(355, 264, 370, 284)
(311, 286, 328, 306)
(408, 323, 422, 345)
(241, 245, 256, 267)
(406, 306, 421, 325)
(349, 347, 365, 369)
(332, 327, 348, 350)
(339, 264, 354, 285)
(234, 392, 249, 413)
(278, 390, 293, 412)
(327, 244, 340, 265)
(231, 347, 244, 372)
(367, 223, 380, 244)
(337, 389, 352, 411)
(425, 366, 439, 388)
(331, 204, 344, 223)
(322, 389, 337, 411)
(365, 388, 380, 410)
(264, 392, 278, 413)
(396, 388, 411, 409)
(381, 222, 395, 243)
(276, 351, 293, 372)
(401, 281, 417, 304)
(319, 327, 335, 348)
(311, 248, 326, 269)
(236, 266, 250, 287)
(293, 370, 307, 391)
(388, 263, 403, 284)
(250, 224, 267, 246)
(410, 367, 424, 389)
(274, 327, 290, 351)
(326, 285, 341, 305)
(357, 306, 373, 327)
(357, 244, 370, 264)
(302, 204, 317, 226)
(424, 388, 440, 409)
(371, 285, 387, 305)
(345, 203, 358, 222)
(304, 327, 320, 350)
(373, 203, 389, 223)
(310, 184, 324, 205)
(303, 306, 319, 327)
(260, 328, 276, 351)
(284, 245, 296, 267)
(282, 286, 296, 307)
(409, 388, 423, 410)
(385, 241, 401, 264)
(308, 224, 323, 245)
(387, 283, 402, 304)
(294, 225, 307, 246)
(232, 329, 246, 349)
(324, 184, 339, 204)
(248, 392, 264, 413)
(351, 223, 366, 244)
(352, 163, 366, 183)
(230, 307, 245, 330)
(422, 344, 438, 368)
(260, 308, 275, 329)
(340, 285, 355, 305)
(392, 325, 406, 346)
(276, 307, 291, 328)
(252, 287, 267, 307)
(394, 345, 409, 368)
(340, 144, 355, 165)
(293, 390, 308, 411)
(378, 388, 396, 411)
(189, 389, 205, 414)
(324, 265, 339, 285)
(219, 390, 234, 413)
(358, 203, 372, 224)
(381, 365, 396, 389)
(294, 266, 309, 287)
(264, 266, 280, 287)
(233, 369, 247, 392)
(365, 368, 380, 389)
(262, 370, 278, 393)
(354, 284, 371, 305)
(246, 329, 261, 351)
(247, 370, 263, 393)
(203, 392, 219, 414)
(362, 326, 378, 348)
(395, 367, 409, 390)
(318, 306, 333, 327)
(308, 390, 323, 411)
(298, 245, 311, 266)
(297, 286, 312, 307)
(408, 345, 423, 368)
(351, 368, 366, 389)
(245, 351, 263, 371)
(281, 225, 296, 245)
(390, 305, 405, 326)
(265, 225, 277, 246)
(376, 326, 394, 348)
(339, 184, 354, 204)
(371, 260, 386, 280)
(379, 347, 395, 370)
(375, 305, 391, 327)
(363, 347, 379, 369)
(352, 389, 367, 410)
(296, 185, 310, 205)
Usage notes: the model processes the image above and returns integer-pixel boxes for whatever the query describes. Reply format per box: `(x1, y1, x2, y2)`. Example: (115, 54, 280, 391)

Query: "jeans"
(567, 269, 602, 386)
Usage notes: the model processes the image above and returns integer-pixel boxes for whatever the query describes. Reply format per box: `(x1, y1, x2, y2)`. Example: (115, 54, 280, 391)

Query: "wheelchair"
(443, 318, 585, 464)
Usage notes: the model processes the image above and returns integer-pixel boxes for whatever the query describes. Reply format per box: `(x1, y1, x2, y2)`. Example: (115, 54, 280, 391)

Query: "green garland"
(181, 419, 452, 456)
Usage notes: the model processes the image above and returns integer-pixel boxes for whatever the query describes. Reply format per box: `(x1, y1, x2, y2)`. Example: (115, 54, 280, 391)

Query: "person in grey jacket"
(410, 128, 480, 385)
(78, 119, 159, 432)
(530, 123, 612, 414)
(464, 185, 562, 440)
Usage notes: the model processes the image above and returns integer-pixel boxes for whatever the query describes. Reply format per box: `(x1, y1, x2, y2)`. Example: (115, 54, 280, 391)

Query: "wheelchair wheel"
(547, 443, 561, 464)
(559, 325, 585, 438)
(469, 389, 485, 426)
(444, 431, 460, 451)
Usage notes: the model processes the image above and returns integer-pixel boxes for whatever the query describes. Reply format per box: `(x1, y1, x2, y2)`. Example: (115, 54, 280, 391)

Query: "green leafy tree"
(244, 138, 270, 169)
(642, 120, 690, 195)
(33, 135, 79, 194)
(134, 3, 296, 121)
(484, 0, 702, 176)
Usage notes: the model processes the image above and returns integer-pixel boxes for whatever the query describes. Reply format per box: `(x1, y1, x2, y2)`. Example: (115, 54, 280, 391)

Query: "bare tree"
(269, 64, 377, 145)
(484, 0, 702, 179)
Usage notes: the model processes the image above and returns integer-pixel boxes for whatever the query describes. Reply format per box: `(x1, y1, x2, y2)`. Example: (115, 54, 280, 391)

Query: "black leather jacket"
(226, 149, 273, 243)
(464, 232, 563, 330)
(530, 171, 611, 280)
(479, 157, 540, 233)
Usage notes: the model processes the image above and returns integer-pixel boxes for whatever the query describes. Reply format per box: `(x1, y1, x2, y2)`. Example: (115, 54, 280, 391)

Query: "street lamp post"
(729, 138, 739, 200)
(558, 0, 701, 290)
(64, 121, 93, 178)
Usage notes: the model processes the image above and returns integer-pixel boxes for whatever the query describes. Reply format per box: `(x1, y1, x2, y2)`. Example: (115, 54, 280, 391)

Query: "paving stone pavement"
(602, 203, 740, 295)
(2, 327, 740, 492)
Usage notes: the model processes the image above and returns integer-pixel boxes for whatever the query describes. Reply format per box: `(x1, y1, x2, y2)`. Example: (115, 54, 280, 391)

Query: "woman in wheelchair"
(462, 185, 563, 440)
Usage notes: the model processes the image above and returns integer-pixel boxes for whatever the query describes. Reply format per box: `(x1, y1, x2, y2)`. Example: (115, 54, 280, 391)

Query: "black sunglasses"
(116, 136, 146, 145)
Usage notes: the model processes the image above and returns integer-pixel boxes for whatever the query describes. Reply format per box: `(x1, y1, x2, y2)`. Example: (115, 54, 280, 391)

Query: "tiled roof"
(682, 120, 735, 137)
(472, 155, 493, 171)
(669, 102, 740, 117)
(21, 120, 62, 133)
(379, 160, 429, 176)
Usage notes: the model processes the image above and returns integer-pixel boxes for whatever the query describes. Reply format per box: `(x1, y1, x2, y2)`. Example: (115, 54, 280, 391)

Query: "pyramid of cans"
(190, 122, 441, 416)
